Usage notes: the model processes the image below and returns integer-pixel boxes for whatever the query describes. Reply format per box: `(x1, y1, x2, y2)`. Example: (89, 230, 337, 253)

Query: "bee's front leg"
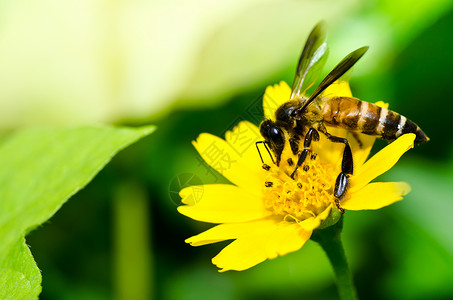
(290, 128, 319, 179)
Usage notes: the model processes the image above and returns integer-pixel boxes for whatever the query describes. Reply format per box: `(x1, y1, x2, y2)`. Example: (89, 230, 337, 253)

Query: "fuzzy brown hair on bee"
(257, 21, 429, 214)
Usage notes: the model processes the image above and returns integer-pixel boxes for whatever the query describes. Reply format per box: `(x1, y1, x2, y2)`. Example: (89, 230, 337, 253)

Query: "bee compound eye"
(259, 120, 272, 137)
(259, 120, 285, 149)
(270, 126, 284, 145)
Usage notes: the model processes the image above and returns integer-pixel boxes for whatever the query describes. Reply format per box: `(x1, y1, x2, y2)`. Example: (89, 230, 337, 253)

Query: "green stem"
(311, 217, 357, 300)
(113, 181, 153, 300)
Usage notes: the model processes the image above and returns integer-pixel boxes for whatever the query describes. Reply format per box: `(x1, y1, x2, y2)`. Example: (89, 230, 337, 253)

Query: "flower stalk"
(311, 217, 357, 300)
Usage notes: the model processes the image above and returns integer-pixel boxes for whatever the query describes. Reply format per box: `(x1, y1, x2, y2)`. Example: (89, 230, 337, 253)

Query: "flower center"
(262, 151, 335, 222)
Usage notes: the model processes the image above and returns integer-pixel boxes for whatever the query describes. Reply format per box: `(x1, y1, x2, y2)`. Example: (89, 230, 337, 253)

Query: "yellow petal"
(185, 217, 281, 246)
(224, 121, 263, 170)
(348, 132, 376, 170)
(311, 126, 345, 168)
(321, 81, 352, 97)
(298, 205, 333, 231)
(178, 184, 271, 223)
(263, 223, 311, 259)
(343, 182, 411, 210)
(212, 221, 311, 272)
(314, 128, 371, 173)
(263, 81, 291, 121)
(349, 133, 415, 192)
(193, 131, 262, 195)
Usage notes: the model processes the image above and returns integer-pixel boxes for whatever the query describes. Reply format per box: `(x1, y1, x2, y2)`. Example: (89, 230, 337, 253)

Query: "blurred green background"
(2, 0, 452, 299)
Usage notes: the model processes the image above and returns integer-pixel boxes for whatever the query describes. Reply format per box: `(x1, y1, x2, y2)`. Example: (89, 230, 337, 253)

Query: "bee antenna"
(255, 141, 275, 164)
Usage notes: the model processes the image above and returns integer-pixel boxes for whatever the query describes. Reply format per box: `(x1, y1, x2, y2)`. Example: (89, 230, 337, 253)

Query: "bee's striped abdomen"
(322, 97, 429, 144)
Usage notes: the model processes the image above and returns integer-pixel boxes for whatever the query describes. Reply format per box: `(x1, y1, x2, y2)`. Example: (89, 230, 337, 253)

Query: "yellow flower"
(178, 81, 414, 272)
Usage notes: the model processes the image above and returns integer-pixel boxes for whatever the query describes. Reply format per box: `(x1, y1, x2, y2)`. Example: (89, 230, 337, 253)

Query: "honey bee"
(257, 22, 429, 213)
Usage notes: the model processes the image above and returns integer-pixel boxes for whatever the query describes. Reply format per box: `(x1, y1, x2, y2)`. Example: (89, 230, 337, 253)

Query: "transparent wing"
(290, 21, 329, 99)
(298, 46, 369, 112)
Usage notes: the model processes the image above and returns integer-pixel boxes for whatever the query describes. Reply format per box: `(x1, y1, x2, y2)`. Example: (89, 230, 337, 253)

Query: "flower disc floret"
(263, 153, 335, 221)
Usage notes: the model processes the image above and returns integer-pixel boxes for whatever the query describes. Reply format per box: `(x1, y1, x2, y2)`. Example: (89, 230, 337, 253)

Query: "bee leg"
(291, 149, 309, 179)
(290, 128, 319, 179)
(334, 173, 348, 214)
(289, 136, 300, 155)
(321, 131, 353, 214)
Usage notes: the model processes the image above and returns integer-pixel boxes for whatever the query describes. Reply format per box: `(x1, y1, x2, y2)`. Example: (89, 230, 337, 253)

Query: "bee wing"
(290, 22, 329, 100)
(298, 46, 369, 112)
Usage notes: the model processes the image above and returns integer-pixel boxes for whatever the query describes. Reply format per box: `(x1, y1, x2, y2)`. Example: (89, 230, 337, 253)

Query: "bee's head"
(259, 119, 285, 165)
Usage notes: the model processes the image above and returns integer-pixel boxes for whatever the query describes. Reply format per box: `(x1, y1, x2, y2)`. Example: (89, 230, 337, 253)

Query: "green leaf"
(0, 125, 156, 299)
